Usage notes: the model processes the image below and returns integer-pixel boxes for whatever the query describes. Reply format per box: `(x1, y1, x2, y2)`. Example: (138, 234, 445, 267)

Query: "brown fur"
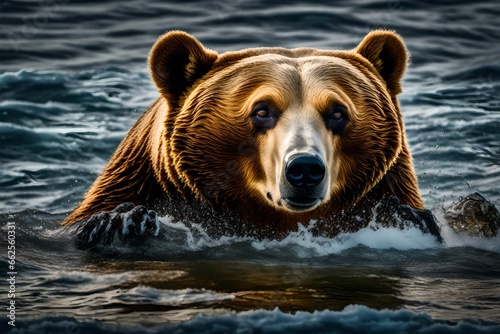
(63, 30, 424, 236)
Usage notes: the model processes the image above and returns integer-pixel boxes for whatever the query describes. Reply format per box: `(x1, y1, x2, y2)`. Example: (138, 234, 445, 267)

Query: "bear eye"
(251, 102, 278, 132)
(256, 109, 270, 118)
(326, 105, 348, 134)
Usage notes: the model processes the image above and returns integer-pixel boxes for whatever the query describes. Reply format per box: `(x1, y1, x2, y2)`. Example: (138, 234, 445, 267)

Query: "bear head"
(149, 30, 417, 228)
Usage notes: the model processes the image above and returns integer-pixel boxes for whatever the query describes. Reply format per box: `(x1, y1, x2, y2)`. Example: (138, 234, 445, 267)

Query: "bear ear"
(149, 31, 218, 104)
(356, 30, 408, 95)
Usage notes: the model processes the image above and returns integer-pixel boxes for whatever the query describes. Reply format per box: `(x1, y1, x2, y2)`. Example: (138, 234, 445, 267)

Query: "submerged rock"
(444, 192, 500, 237)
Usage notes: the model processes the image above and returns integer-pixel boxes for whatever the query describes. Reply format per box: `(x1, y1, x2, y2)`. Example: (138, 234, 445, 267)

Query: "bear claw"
(74, 203, 160, 249)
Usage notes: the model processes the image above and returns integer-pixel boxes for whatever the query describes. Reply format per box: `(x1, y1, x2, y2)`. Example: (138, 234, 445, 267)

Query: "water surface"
(1, 0, 499, 333)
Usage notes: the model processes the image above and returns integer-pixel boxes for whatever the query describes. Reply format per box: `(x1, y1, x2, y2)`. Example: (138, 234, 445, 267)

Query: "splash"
(158, 215, 442, 258)
(434, 208, 500, 253)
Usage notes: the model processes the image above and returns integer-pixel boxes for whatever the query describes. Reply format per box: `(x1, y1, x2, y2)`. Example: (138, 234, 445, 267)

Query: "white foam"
(251, 222, 441, 256)
(43, 270, 138, 285)
(158, 216, 441, 256)
(117, 286, 235, 306)
(159, 216, 254, 250)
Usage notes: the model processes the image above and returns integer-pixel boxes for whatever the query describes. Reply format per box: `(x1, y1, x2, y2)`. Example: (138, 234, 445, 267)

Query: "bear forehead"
(206, 53, 375, 108)
(216, 53, 369, 82)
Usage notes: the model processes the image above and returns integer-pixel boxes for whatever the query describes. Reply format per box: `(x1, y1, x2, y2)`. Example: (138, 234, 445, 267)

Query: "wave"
(1, 0, 499, 332)
(0, 68, 156, 214)
(4, 208, 500, 262)
(158, 217, 442, 256)
(0, 68, 154, 107)
(2, 306, 498, 334)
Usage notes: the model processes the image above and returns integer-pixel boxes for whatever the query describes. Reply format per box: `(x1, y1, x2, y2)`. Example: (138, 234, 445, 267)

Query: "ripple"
(0, 0, 499, 330)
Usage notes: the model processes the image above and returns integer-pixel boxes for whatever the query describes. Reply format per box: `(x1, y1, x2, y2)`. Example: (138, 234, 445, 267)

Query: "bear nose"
(285, 154, 325, 188)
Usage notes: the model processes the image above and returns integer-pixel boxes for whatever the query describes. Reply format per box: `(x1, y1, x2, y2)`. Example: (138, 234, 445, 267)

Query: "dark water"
(1, 0, 500, 333)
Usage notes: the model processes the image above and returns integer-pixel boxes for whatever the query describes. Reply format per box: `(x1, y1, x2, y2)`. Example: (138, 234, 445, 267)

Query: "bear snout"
(279, 153, 328, 212)
(285, 154, 325, 188)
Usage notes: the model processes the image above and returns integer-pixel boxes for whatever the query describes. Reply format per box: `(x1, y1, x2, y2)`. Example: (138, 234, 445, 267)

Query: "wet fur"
(64, 30, 424, 236)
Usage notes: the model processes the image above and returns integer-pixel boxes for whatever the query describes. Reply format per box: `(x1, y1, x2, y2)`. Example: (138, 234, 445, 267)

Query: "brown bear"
(63, 29, 442, 245)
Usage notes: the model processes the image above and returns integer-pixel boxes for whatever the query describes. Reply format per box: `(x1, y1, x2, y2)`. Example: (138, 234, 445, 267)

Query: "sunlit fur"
(63, 30, 424, 236)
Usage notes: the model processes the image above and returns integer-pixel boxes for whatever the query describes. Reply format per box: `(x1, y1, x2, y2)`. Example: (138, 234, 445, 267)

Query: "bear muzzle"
(285, 154, 325, 188)
(279, 153, 328, 212)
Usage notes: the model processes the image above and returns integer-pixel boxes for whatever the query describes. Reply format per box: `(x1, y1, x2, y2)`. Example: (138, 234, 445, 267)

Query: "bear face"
(148, 30, 420, 224)
(64, 30, 426, 238)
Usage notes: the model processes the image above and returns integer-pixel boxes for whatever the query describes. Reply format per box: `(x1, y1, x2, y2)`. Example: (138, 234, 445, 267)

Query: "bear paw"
(74, 203, 160, 249)
(373, 196, 443, 242)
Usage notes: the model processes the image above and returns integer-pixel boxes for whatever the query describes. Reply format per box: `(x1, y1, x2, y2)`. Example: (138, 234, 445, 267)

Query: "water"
(1, 0, 500, 333)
